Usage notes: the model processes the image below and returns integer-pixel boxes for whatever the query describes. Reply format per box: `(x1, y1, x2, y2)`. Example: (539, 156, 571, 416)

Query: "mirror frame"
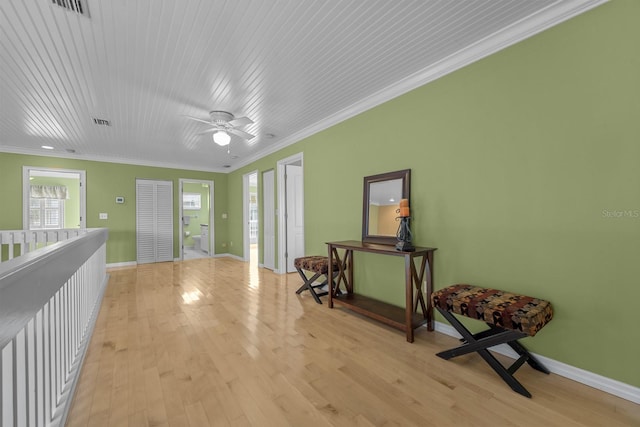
(362, 169, 411, 245)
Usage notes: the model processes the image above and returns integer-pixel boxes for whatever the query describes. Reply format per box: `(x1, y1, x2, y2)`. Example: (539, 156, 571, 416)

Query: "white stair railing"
(0, 228, 108, 427)
(0, 229, 87, 263)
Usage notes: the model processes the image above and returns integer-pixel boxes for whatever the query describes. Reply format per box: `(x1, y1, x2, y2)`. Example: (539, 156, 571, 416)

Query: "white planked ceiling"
(0, 0, 607, 172)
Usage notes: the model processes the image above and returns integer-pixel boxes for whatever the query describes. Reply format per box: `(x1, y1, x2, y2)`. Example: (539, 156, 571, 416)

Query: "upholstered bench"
(432, 284, 553, 398)
(294, 256, 339, 304)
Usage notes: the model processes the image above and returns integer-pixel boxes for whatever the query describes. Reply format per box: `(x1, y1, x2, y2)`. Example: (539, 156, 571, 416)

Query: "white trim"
(212, 253, 245, 261)
(230, 0, 609, 172)
(3, 146, 230, 173)
(106, 261, 137, 269)
(23, 166, 86, 230)
(1, 2, 608, 175)
(243, 173, 250, 262)
(262, 169, 276, 271)
(433, 320, 639, 404)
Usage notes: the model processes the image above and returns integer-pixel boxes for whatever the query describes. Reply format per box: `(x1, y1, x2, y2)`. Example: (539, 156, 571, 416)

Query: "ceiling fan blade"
(229, 128, 255, 140)
(228, 116, 253, 127)
(197, 127, 220, 135)
(183, 115, 212, 125)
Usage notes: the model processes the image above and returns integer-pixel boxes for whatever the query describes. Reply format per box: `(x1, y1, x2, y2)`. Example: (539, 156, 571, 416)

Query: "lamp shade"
(213, 131, 231, 146)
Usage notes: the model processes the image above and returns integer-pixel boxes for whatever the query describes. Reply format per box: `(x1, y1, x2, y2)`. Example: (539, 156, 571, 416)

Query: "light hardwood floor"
(66, 258, 639, 426)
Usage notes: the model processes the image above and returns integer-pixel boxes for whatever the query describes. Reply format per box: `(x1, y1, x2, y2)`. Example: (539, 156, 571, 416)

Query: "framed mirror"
(362, 169, 411, 245)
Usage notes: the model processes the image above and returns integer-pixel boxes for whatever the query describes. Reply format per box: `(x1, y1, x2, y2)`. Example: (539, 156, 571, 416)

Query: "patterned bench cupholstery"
(431, 284, 553, 398)
(294, 256, 340, 304)
(432, 284, 553, 336)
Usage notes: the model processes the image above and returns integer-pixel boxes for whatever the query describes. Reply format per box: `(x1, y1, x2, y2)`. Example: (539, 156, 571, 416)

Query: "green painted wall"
(228, 0, 640, 387)
(0, 0, 637, 389)
(0, 153, 227, 263)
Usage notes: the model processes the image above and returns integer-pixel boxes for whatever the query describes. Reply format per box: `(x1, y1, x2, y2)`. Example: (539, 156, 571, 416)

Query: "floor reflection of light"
(248, 244, 259, 289)
(181, 290, 201, 304)
(245, 244, 261, 340)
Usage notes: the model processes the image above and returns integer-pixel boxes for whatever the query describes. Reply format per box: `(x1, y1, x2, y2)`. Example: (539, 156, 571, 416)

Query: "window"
(183, 193, 201, 210)
(30, 198, 65, 229)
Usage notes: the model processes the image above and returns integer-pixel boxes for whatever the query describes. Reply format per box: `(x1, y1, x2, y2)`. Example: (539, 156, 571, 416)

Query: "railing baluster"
(16, 331, 26, 426)
(51, 293, 58, 413)
(7, 233, 14, 261)
(1, 229, 107, 426)
(0, 229, 94, 265)
(44, 302, 51, 424)
(26, 319, 36, 426)
(2, 341, 15, 426)
(35, 309, 44, 427)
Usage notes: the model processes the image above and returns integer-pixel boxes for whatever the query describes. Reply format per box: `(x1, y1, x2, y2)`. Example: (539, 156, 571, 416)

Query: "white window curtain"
(30, 185, 69, 199)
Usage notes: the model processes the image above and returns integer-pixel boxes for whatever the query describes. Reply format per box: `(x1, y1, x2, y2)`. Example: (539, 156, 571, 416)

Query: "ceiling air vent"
(51, 0, 88, 16)
(92, 118, 111, 126)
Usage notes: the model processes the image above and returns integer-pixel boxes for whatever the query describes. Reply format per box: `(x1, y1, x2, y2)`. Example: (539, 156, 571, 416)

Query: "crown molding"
(230, 0, 608, 172)
(0, 146, 228, 174)
(1, 1, 608, 175)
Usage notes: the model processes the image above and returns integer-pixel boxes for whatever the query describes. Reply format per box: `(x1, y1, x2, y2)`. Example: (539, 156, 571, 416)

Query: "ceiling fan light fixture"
(213, 130, 231, 146)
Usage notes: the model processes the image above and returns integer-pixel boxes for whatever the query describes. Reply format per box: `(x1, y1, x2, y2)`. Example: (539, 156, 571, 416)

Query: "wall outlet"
(222, 213, 228, 219)
(230, 241, 233, 246)
(221, 242, 227, 248)
(99, 213, 108, 220)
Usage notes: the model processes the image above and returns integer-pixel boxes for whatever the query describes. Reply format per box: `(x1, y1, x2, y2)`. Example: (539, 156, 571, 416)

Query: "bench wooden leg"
(467, 325, 549, 374)
(295, 269, 328, 304)
(436, 307, 549, 398)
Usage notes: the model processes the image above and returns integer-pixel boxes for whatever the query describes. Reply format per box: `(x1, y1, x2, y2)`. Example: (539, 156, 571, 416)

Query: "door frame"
(262, 169, 275, 270)
(277, 152, 304, 274)
(22, 166, 86, 229)
(178, 178, 215, 260)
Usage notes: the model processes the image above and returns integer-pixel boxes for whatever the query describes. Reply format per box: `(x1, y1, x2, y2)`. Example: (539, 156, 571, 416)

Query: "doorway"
(179, 179, 214, 261)
(22, 166, 86, 230)
(277, 153, 304, 273)
(243, 171, 258, 264)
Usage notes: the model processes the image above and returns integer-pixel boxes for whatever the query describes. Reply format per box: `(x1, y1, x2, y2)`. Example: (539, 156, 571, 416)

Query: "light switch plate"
(99, 213, 108, 219)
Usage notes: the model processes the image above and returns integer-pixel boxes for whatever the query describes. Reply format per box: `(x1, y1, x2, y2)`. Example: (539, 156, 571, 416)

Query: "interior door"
(263, 170, 275, 270)
(285, 164, 304, 272)
(136, 179, 173, 264)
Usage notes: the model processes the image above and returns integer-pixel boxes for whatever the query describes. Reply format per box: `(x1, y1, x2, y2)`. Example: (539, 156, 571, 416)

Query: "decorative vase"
(395, 216, 415, 252)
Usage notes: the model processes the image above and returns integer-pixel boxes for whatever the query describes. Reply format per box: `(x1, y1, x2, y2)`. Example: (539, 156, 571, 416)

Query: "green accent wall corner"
(228, 0, 640, 388)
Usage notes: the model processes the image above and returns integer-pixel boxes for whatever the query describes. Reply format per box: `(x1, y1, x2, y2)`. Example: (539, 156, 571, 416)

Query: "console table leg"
(426, 251, 434, 331)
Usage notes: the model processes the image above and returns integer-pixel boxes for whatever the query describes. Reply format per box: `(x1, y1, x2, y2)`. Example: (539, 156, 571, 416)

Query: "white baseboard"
(433, 321, 640, 404)
(106, 261, 137, 269)
(212, 253, 245, 261)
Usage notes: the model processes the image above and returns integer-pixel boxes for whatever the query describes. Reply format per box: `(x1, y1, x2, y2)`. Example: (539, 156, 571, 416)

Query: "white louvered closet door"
(136, 179, 174, 264)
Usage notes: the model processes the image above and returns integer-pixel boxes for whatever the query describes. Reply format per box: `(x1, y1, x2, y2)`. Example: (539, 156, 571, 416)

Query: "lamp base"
(395, 241, 415, 252)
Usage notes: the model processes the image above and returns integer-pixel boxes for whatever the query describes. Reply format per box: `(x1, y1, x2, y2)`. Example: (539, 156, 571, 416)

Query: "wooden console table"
(327, 240, 437, 343)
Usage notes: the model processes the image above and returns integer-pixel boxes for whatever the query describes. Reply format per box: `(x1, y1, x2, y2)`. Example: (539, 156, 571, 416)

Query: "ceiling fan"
(184, 110, 255, 146)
